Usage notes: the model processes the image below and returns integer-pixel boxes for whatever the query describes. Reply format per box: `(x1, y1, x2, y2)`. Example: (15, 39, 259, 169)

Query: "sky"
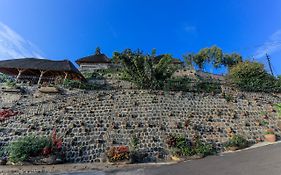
(0, 0, 280, 75)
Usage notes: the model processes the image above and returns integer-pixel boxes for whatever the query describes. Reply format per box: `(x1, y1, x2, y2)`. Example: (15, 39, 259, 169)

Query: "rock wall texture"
(0, 89, 281, 163)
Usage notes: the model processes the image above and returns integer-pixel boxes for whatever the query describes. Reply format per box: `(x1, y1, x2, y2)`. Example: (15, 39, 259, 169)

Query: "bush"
(6, 129, 63, 163)
(166, 135, 214, 157)
(0, 73, 13, 83)
(192, 139, 214, 157)
(228, 61, 280, 92)
(7, 135, 52, 163)
(63, 79, 99, 90)
(224, 135, 249, 150)
(164, 77, 221, 93)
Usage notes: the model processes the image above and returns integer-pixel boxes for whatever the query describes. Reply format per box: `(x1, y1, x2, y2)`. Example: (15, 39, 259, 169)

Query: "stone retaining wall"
(0, 89, 281, 163)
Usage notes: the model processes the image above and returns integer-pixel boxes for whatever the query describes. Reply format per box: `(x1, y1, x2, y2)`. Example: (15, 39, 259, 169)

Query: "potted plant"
(264, 129, 276, 142)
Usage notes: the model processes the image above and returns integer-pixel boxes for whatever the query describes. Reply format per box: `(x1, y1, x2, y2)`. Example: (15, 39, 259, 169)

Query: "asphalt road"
(109, 143, 281, 175)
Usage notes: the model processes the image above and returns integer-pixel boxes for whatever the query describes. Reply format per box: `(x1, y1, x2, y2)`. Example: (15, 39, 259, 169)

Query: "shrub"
(7, 135, 52, 163)
(7, 129, 63, 163)
(224, 135, 249, 149)
(228, 61, 280, 92)
(192, 139, 214, 157)
(164, 77, 193, 92)
(164, 77, 221, 93)
(63, 79, 98, 90)
(166, 135, 214, 157)
(0, 73, 13, 83)
(196, 81, 221, 93)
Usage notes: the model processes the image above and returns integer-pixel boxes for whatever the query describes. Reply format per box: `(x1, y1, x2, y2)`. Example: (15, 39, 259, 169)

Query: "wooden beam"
(37, 70, 47, 85)
(16, 69, 26, 82)
(63, 72, 68, 83)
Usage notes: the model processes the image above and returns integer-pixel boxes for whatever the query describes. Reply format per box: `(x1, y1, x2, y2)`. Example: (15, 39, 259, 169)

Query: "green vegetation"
(264, 128, 275, 135)
(6, 130, 63, 163)
(224, 135, 249, 150)
(260, 120, 269, 126)
(222, 93, 234, 102)
(166, 135, 215, 157)
(275, 103, 281, 117)
(0, 73, 10, 83)
(7, 135, 52, 163)
(63, 79, 99, 90)
(164, 77, 221, 93)
(184, 46, 242, 71)
(113, 49, 178, 90)
(228, 61, 281, 92)
(82, 68, 123, 80)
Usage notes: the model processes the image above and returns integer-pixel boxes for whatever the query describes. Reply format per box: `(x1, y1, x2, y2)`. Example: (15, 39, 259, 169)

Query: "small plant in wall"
(260, 111, 269, 119)
(264, 129, 276, 142)
(259, 120, 269, 126)
(224, 135, 249, 151)
(274, 103, 281, 129)
(106, 145, 130, 162)
(222, 93, 234, 103)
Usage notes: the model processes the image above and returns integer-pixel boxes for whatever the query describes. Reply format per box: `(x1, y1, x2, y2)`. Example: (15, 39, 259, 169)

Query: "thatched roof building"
(0, 58, 85, 84)
(76, 47, 112, 71)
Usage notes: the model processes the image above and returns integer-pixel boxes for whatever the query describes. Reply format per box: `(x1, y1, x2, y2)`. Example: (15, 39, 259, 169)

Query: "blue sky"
(0, 0, 281, 75)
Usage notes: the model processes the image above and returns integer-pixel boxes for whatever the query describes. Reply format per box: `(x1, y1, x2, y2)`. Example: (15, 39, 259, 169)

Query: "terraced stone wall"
(0, 89, 280, 163)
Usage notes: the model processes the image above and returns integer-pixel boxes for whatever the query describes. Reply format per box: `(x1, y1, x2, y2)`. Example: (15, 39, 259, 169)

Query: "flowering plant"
(42, 128, 63, 159)
(107, 145, 130, 162)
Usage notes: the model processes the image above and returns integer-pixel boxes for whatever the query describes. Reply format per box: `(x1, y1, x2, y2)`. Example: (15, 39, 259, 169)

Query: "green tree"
(222, 53, 243, 69)
(228, 61, 279, 92)
(113, 49, 177, 89)
(184, 46, 242, 71)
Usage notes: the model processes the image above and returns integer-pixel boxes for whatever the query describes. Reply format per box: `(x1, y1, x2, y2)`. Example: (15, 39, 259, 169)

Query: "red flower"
(52, 128, 63, 150)
(42, 146, 52, 156)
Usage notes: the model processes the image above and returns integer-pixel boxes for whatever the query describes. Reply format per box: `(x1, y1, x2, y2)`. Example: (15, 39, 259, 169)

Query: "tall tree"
(184, 46, 243, 71)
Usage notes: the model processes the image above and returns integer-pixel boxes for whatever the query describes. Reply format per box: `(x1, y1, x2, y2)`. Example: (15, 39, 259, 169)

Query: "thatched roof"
(76, 54, 111, 65)
(0, 58, 85, 80)
(76, 48, 111, 65)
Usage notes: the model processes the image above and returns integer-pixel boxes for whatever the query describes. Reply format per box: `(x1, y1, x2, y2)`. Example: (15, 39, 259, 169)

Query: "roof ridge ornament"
(95, 47, 101, 55)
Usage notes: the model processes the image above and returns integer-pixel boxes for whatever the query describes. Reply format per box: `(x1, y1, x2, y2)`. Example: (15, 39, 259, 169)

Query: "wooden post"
(16, 69, 25, 82)
(63, 72, 68, 83)
(37, 70, 47, 85)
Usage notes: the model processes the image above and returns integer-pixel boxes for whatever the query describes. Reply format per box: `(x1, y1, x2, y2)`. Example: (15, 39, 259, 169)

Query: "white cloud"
(254, 30, 281, 59)
(0, 22, 44, 60)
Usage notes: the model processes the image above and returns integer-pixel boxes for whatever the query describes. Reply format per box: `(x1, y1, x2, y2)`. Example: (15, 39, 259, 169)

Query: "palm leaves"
(113, 49, 177, 89)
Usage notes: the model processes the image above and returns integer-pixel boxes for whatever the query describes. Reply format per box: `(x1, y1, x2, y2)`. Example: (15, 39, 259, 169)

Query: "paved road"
(109, 143, 281, 175)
